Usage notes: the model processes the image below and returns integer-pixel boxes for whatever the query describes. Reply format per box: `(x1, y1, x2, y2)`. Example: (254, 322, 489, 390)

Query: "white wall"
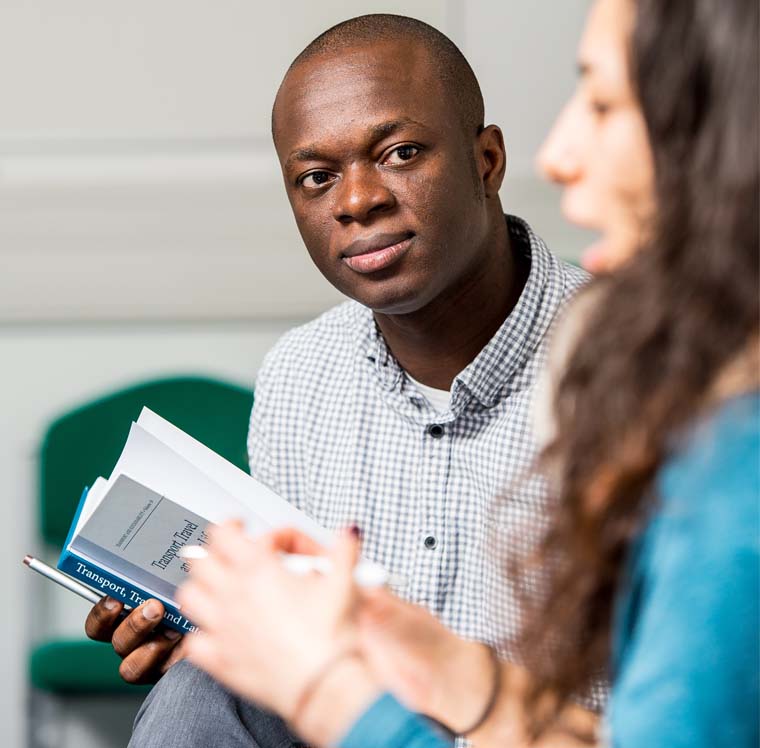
(0, 2, 591, 745)
(0, 0, 592, 323)
(1, 322, 292, 747)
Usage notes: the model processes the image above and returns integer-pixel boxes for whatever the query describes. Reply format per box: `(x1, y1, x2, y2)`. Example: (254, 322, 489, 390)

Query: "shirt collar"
(361, 311, 404, 391)
(454, 215, 563, 408)
(356, 214, 568, 408)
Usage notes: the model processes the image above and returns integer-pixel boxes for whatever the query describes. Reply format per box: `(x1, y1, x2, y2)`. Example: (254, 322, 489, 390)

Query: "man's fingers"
(84, 596, 124, 642)
(111, 600, 165, 658)
(160, 636, 188, 675)
(118, 633, 181, 685)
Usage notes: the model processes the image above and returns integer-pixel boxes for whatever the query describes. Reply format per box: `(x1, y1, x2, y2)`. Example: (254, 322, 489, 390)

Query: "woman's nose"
(537, 100, 582, 186)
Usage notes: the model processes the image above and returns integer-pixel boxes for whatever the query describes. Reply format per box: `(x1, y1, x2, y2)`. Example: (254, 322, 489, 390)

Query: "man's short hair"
(276, 13, 485, 138)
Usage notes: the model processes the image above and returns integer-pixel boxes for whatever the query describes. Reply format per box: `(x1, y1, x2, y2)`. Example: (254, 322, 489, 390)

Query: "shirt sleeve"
(338, 693, 454, 748)
(246, 349, 281, 494)
(609, 415, 759, 748)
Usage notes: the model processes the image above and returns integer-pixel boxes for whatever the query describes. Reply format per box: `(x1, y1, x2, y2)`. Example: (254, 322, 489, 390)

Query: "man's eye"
(300, 171, 334, 188)
(384, 145, 421, 165)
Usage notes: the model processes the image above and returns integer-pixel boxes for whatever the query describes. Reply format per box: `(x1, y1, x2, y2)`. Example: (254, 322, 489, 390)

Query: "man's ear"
(476, 125, 507, 197)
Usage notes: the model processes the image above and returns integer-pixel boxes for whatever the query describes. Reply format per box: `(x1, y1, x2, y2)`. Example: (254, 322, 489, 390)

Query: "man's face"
(273, 41, 496, 315)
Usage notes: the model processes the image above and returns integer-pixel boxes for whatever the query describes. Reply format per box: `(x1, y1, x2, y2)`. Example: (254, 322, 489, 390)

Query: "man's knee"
(130, 660, 243, 748)
(130, 659, 299, 748)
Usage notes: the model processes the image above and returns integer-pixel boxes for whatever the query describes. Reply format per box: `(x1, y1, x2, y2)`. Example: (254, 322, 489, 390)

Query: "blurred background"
(1, 1, 591, 745)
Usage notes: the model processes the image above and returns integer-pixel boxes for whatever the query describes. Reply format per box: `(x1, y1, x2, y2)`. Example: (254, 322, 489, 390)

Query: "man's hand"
(84, 596, 185, 684)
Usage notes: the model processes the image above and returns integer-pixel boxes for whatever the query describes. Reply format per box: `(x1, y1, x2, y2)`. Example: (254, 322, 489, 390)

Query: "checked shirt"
(247, 215, 588, 654)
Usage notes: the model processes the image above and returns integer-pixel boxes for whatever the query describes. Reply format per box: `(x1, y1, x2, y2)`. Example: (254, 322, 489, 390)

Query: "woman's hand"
(358, 592, 602, 746)
(176, 522, 379, 742)
(358, 588, 498, 734)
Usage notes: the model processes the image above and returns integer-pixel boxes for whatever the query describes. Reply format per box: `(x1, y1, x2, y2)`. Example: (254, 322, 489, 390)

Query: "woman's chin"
(581, 239, 613, 273)
(580, 236, 637, 274)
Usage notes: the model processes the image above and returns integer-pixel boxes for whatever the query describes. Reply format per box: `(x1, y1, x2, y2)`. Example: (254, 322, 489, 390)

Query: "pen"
(178, 546, 408, 588)
(23, 554, 105, 605)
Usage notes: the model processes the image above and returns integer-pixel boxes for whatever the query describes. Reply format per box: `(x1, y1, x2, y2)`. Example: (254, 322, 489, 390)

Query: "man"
(85, 14, 587, 747)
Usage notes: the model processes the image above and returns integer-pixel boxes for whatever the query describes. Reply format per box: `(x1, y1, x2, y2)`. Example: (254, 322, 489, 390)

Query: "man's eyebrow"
(578, 60, 592, 77)
(284, 147, 324, 171)
(367, 117, 428, 139)
(284, 118, 428, 171)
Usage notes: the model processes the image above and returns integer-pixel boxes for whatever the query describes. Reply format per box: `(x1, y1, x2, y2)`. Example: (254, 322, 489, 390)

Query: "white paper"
(74, 476, 109, 536)
(71, 408, 387, 583)
(136, 407, 334, 545)
(108, 423, 272, 537)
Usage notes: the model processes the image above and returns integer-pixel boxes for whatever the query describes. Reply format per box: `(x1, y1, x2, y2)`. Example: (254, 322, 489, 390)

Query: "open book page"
(63, 409, 389, 594)
(74, 476, 109, 535)
(137, 407, 333, 546)
(108, 423, 271, 536)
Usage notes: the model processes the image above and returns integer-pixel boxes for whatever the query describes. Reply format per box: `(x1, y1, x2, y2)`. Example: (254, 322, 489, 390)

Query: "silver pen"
(178, 545, 408, 588)
(23, 554, 104, 605)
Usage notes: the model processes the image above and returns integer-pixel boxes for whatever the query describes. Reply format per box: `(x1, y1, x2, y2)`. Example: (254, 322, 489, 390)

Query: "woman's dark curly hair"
(520, 0, 759, 736)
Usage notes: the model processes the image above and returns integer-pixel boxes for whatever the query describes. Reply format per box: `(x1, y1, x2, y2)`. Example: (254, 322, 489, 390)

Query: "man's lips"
(341, 232, 414, 274)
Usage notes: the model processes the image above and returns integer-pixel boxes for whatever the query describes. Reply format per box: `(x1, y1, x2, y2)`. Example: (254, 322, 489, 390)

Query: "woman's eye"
(384, 145, 420, 165)
(300, 171, 334, 188)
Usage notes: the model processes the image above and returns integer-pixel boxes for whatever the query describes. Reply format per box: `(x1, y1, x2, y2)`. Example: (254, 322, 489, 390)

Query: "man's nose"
(332, 164, 396, 223)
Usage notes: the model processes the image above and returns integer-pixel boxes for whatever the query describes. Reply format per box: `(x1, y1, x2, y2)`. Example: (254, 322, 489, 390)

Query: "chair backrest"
(39, 376, 254, 547)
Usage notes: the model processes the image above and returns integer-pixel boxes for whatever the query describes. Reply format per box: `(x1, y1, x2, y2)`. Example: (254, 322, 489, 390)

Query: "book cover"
(58, 475, 209, 633)
(58, 551, 198, 633)
(53, 408, 388, 636)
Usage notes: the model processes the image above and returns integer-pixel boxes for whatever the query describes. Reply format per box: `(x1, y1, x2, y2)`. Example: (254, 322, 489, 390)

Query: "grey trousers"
(129, 660, 305, 748)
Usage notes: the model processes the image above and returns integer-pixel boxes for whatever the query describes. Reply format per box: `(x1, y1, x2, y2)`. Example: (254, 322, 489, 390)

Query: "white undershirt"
(406, 373, 452, 413)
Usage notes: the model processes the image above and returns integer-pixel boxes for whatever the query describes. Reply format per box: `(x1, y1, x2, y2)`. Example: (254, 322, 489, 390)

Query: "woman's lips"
(342, 236, 414, 274)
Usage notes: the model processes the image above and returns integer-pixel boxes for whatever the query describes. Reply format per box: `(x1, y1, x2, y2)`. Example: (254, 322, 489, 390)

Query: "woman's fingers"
(207, 523, 317, 573)
(184, 631, 225, 681)
(205, 521, 259, 568)
(177, 580, 223, 633)
(186, 554, 234, 598)
(267, 527, 327, 556)
(203, 524, 342, 572)
(327, 528, 362, 616)
(359, 586, 407, 626)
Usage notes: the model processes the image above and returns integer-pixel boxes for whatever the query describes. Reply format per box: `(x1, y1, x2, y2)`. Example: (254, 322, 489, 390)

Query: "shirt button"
(423, 535, 438, 550)
(427, 424, 445, 439)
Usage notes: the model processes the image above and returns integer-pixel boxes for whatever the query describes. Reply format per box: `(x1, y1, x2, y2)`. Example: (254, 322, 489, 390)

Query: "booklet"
(57, 407, 378, 633)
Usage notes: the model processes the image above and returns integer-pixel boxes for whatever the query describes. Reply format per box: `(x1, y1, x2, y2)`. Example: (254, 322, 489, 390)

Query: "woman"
(177, 0, 759, 745)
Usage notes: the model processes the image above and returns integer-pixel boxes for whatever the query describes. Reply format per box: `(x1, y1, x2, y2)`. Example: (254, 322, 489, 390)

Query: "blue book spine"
(57, 552, 197, 635)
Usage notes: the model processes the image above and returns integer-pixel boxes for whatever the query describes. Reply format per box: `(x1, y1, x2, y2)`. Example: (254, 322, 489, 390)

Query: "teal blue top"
(338, 393, 759, 748)
(338, 692, 452, 748)
(609, 392, 759, 747)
